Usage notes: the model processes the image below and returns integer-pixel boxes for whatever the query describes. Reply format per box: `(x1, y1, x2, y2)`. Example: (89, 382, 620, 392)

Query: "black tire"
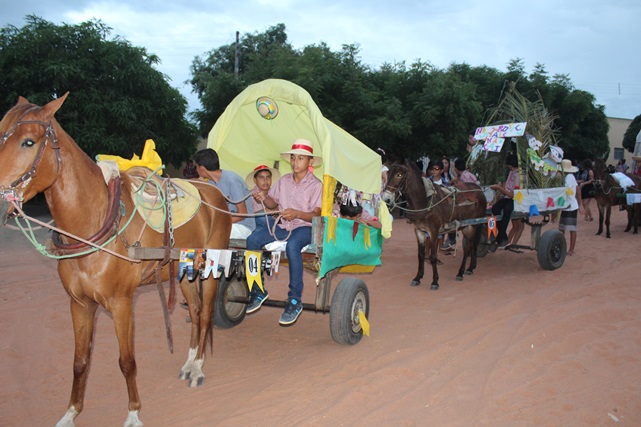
(537, 230, 567, 270)
(214, 273, 248, 329)
(329, 277, 369, 345)
(476, 224, 489, 258)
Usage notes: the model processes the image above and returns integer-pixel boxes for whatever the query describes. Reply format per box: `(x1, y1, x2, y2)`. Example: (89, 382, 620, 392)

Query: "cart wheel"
(330, 277, 369, 345)
(537, 229, 567, 270)
(214, 273, 248, 329)
(476, 224, 489, 258)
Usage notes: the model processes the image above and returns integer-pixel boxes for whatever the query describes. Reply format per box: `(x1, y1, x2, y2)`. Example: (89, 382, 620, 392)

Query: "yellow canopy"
(207, 79, 382, 199)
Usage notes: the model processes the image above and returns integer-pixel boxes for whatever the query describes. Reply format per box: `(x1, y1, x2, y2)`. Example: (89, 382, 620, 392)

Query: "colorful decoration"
(557, 196, 565, 207)
(514, 190, 525, 205)
(529, 204, 540, 216)
(96, 139, 163, 173)
(358, 311, 370, 337)
(547, 197, 555, 208)
(487, 216, 498, 239)
(245, 250, 264, 292)
(566, 186, 574, 197)
(177, 249, 195, 281)
(526, 133, 542, 150)
(256, 96, 278, 120)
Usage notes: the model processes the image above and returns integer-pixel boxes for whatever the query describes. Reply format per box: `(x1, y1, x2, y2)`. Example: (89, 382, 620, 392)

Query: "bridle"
(0, 109, 62, 206)
(382, 165, 409, 209)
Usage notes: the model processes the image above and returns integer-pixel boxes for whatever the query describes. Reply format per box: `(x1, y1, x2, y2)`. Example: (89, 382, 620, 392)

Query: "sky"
(3, 0, 641, 120)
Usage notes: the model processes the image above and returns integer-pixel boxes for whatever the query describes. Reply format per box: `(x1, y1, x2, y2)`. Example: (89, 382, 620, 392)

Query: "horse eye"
(22, 139, 36, 148)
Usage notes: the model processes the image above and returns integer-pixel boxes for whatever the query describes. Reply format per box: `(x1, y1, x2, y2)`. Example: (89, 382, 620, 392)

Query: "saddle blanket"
(611, 172, 635, 191)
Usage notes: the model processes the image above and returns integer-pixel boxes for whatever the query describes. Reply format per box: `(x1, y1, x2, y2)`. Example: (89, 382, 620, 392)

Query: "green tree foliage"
(622, 115, 641, 153)
(0, 16, 197, 167)
(190, 23, 611, 165)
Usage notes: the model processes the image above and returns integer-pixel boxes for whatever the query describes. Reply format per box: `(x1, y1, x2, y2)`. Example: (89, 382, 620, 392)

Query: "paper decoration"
(177, 249, 195, 281)
(358, 311, 370, 337)
(487, 216, 498, 239)
(566, 186, 574, 197)
(529, 205, 540, 216)
(474, 122, 527, 140)
(526, 133, 542, 150)
(270, 252, 281, 275)
(327, 216, 337, 244)
(547, 197, 555, 208)
(352, 222, 359, 240)
(245, 251, 264, 292)
(514, 190, 525, 205)
(203, 249, 220, 278)
(557, 197, 565, 207)
(482, 137, 505, 152)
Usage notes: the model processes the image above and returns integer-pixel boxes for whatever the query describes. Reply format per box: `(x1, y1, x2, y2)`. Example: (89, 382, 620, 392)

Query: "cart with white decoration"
(466, 84, 573, 269)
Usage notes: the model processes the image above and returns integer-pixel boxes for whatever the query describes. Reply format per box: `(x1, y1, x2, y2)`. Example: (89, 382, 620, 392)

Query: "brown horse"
(382, 160, 486, 290)
(593, 158, 641, 238)
(0, 94, 231, 427)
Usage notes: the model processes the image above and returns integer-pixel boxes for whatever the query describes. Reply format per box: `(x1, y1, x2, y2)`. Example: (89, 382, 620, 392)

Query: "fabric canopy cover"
(207, 79, 382, 197)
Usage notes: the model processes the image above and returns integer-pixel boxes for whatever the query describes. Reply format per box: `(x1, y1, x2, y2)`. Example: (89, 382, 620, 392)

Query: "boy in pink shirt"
(246, 139, 323, 325)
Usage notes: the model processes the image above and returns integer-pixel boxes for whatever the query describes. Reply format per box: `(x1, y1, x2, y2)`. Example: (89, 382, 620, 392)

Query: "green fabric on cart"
(319, 217, 383, 278)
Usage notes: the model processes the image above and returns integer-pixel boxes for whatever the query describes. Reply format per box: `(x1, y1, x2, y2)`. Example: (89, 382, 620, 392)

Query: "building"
(607, 117, 632, 165)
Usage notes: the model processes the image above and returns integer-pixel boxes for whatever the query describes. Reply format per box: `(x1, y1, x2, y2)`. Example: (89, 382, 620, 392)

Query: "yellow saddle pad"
(126, 167, 201, 232)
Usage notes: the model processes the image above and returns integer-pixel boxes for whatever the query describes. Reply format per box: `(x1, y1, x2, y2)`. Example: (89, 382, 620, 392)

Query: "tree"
(622, 115, 641, 153)
(0, 16, 198, 167)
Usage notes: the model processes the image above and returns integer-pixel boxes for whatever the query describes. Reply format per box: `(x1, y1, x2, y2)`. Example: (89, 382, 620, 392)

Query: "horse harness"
(1, 107, 177, 308)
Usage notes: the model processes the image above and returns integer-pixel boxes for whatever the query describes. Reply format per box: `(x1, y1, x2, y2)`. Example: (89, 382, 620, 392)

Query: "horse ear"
(41, 92, 70, 120)
(17, 96, 30, 105)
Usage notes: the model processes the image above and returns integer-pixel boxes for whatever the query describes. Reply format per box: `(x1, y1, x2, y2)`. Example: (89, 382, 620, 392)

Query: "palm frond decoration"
(469, 82, 564, 189)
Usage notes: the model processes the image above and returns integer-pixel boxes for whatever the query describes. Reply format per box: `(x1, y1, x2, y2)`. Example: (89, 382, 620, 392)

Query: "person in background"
(488, 153, 519, 252)
(428, 160, 456, 251)
(193, 149, 255, 239)
(451, 158, 479, 185)
(558, 159, 582, 255)
(245, 138, 323, 326)
(182, 159, 198, 179)
(338, 200, 382, 229)
(578, 159, 595, 222)
(441, 156, 452, 185)
(615, 158, 629, 173)
(246, 164, 280, 232)
(466, 130, 477, 153)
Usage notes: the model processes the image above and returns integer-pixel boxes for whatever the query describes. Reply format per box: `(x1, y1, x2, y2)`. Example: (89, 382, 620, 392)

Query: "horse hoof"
(179, 371, 191, 380)
(411, 281, 421, 287)
(464, 269, 473, 275)
(430, 284, 439, 290)
(455, 276, 463, 281)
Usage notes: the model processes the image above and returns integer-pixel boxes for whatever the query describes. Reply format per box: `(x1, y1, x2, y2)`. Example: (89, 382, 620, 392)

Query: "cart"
(204, 79, 387, 345)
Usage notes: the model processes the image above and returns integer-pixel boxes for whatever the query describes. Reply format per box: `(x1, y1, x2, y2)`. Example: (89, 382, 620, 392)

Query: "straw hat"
(280, 138, 323, 167)
(559, 159, 578, 173)
(245, 164, 281, 188)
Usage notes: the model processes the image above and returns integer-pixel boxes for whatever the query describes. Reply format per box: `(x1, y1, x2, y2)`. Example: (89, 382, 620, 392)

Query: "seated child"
(338, 200, 382, 229)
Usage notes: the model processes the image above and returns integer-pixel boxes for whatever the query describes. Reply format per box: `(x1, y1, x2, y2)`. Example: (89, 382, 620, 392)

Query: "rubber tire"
(537, 229, 567, 270)
(214, 273, 248, 329)
(476, 224, 489, 258)
(329, 277, 369, 345)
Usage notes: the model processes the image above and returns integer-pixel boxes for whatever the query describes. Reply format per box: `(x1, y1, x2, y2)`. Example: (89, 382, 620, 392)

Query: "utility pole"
(234, 31, 240, 78)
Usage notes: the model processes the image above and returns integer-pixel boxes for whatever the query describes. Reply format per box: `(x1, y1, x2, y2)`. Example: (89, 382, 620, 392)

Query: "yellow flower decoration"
(513, 190, 525, 205)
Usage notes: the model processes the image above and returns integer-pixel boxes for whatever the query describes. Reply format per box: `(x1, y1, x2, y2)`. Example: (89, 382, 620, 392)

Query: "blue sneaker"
(279, 298, 303, 325)
(246, 287, 269, 314)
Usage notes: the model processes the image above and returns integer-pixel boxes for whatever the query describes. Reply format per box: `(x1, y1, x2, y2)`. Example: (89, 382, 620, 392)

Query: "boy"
(558, 158, 582, 255)
(245, 138, 323, 325)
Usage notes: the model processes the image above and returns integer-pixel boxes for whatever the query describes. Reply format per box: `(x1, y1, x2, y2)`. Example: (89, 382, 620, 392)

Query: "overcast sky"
(3, 0, 640, 120)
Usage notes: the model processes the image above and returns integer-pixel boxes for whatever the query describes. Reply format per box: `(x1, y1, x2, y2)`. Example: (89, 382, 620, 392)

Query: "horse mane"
(403, 159, 428, 201)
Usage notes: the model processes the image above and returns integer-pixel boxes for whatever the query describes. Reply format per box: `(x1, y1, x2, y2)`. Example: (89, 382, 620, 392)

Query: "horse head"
(381, 162, 409, 209)
(382, 160, 431, 217)
(0, 93, 68, 224)
(592, 158, 609, 190)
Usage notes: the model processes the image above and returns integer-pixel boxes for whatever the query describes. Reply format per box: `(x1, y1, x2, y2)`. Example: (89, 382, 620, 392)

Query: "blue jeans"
(253, 212, 276, 233)
(246, 225, 312, 300)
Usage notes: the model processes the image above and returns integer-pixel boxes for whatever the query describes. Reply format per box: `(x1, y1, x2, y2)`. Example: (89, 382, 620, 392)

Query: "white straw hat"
(559, 159, 578, 173)
(245, 164, 281, 188)
(280, 138, 323, 167)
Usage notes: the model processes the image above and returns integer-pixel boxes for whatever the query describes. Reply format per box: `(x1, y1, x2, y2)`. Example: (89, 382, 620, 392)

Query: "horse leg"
(187, 277, 218, 388)
(605, 205, 612, 238)
(596, 203, 604, 235)
(635, 205, 639, 234)
(111, 298, 143, 427)
(56, 298, 98, 427)
(411, 229, 426, 286)
(624, 205, 632, 232)
(179, 279, 201, 381)
(461, 225, 481, 277)
(428, 234, 440, 290)
(455, 235, 468, 281)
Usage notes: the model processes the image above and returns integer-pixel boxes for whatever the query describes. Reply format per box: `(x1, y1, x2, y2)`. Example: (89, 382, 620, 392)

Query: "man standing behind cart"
(558, 159, 582, 255)
(246, 138, 323, 326)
